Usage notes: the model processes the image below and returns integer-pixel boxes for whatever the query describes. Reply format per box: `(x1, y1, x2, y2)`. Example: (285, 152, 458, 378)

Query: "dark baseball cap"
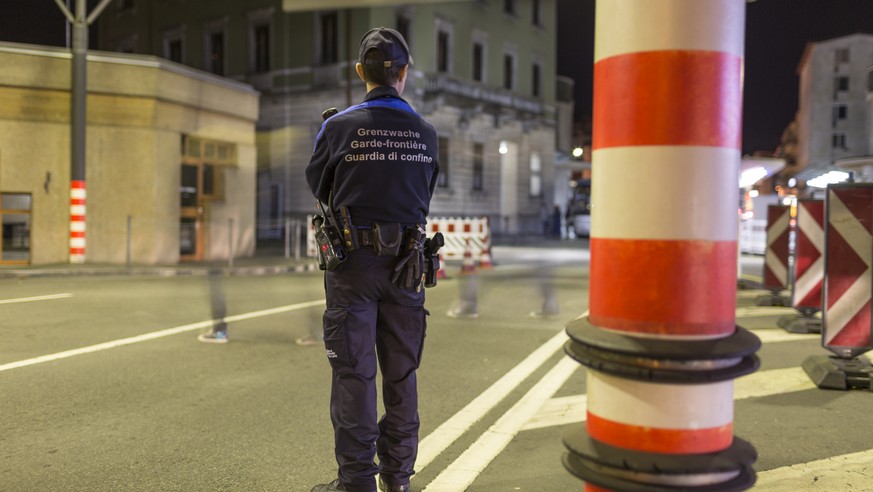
(359, 27, 413, 68)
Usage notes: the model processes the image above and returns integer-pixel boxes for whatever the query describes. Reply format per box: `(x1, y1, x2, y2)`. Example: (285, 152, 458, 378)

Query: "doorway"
(1, 193, 31, 265)
(180, 136, 234, 261)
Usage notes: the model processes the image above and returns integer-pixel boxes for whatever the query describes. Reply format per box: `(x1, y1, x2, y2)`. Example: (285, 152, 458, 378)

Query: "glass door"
(180, 164, 203, 261)
(1, 193, 32, 265)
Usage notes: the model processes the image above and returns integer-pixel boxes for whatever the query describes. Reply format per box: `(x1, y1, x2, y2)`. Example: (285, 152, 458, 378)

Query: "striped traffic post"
(562, 1, 760, 490)
(803, 184, 873, 390)
(756, 204, 792, 306)
(69, 180, 86, 263)
(778, 199, 824, 333)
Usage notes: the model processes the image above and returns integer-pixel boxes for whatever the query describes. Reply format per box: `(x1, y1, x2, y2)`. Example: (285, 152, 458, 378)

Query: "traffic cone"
(460, 239, 476, 275)
(437, 253, 448, 280)
(478, 244, 493, 269)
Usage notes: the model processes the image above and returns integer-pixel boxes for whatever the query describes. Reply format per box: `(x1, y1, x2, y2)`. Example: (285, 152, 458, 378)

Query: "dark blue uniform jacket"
(306, 86, 440, 227)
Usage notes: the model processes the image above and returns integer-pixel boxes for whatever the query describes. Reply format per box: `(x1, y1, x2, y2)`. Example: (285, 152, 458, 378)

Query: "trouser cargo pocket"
(323, 307, 354, 375)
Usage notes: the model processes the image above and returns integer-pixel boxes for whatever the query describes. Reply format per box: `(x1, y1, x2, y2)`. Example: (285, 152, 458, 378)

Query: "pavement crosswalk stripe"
(416, 319, 577, 474)
(0, 299, 325, 373)
(0, 293, 73, 305)
(423, 358, 580, 491)
(753, 448, 873, 490)
(752, 328, 818, 344)
(520, 366, 817, 431)
(735, 306, 796, 318)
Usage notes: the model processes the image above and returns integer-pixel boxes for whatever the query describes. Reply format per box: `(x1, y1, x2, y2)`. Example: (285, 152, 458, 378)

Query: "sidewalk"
(0, 247, 320, 279)
(0, 235, 586, 279)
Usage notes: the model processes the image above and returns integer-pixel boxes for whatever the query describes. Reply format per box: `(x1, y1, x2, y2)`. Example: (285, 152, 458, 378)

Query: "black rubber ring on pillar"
(563, 425, 757, 492)
(565, 316, 761, 383)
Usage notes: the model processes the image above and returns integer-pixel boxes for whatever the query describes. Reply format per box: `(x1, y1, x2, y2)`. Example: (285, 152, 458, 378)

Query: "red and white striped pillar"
(563, 1, 760, 490)
(70, 180, 86, 263)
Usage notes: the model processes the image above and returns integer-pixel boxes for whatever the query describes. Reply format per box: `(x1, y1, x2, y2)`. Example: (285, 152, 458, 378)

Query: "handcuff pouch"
(373, 223, 403, 257)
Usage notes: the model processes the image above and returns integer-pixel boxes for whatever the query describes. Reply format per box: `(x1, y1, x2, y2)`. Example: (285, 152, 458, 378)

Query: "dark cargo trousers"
(322, 248, 427, 492)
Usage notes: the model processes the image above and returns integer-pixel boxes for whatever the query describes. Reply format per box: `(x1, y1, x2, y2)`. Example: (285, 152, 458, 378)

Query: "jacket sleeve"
(305, 123, 334, 204)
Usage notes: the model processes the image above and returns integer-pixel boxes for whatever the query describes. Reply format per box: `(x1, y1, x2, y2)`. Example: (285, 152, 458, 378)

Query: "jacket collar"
(364, 85, 405, 103)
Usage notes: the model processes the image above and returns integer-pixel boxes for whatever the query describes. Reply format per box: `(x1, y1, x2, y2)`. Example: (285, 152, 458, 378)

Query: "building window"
(503, 53, 515, 90)
(504, 0, 516, 15)
(832, 133, 847, 149)
(163, 28, 184, 63)
(531, 62, 541, 97)
(118, 0, 134, 11)
(472, 143, 484, 191)
(833, 104, 848, 126)
(396, 13, 411, 48)
(1, 193, 31, 264)
(437, 29, 450, 73)
(320, 12, 339, 65)
(529, 152, 542, 197)
(116, 35, 136, 54)
(532, 0, 543, 26)
(835, 76, 849, 98)
(836, 48, 850, 63)
(472, 42, 484, 82)
(438, 137, 450, 188)
(868, 70, 873, 93)
(206, 29, 225, 75)
(166, 39, 183, 63)
(252, 23, 270, 72)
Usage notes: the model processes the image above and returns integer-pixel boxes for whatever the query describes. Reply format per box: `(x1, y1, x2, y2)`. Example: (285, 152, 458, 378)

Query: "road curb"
(0, 262, 321, 279)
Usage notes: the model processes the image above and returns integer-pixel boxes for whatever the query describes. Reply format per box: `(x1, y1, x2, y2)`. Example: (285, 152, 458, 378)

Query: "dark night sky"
(3, 1, 873, 155)
(556, 0, 873, 154)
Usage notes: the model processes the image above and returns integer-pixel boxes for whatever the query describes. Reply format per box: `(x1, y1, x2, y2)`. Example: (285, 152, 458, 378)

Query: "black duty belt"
(355, 228, 376, 247)
(352, 225, 420, 249)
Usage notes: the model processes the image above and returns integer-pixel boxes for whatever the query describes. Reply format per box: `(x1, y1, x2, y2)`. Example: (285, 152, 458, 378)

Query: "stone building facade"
(96, 0, 559, 238)
(0, 43, 258, 265)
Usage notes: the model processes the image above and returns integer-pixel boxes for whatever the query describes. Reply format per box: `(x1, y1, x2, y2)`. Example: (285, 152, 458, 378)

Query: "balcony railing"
(423, 73, 543, 115)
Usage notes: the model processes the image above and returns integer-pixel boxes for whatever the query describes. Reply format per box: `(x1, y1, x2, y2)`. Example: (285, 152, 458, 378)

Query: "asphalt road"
(2, 247, 872, 491)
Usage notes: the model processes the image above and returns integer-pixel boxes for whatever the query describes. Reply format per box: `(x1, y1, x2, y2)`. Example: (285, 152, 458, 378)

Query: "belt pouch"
(373, 223, 402, 257)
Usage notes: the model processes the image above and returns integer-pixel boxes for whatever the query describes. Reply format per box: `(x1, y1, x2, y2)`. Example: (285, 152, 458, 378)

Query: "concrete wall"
(0, 43, 259, 265)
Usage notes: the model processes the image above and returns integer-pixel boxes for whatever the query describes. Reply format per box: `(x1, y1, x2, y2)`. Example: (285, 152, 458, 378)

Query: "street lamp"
(572, 147, 583, 159)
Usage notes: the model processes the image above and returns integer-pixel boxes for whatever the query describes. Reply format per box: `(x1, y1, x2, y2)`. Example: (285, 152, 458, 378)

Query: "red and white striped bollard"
(562, 1, 760, 490)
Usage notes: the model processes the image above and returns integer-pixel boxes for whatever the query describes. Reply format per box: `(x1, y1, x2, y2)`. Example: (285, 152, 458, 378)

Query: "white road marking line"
(753, 328, 818, 344)
(425, 328, 823, 489)
(416, 313, 585, 474)
(522, 394, 585, 431)
(520, 366, 818, 432)
(736, 290, 767, 299)
(0, 293, 74, 305)
(424, 357, 579, 491)
(754, 449, 873, 490)
(735, 306, 796, 318)
(0, 299, 325, 373)
(739, 273, 763, 283)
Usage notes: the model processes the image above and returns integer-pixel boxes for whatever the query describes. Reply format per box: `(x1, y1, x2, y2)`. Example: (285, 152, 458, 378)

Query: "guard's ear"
(355, 63, 366, 82)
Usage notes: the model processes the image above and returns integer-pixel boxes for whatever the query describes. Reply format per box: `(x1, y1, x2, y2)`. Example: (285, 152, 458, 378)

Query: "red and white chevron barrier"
(792, 199, 825, 310)
(563, 1, 758, 490)
(763, 204, 791, 291)
(778, 200, 824, 333)
(822, 184, 873, 358)
(803, 184, 873, 391)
